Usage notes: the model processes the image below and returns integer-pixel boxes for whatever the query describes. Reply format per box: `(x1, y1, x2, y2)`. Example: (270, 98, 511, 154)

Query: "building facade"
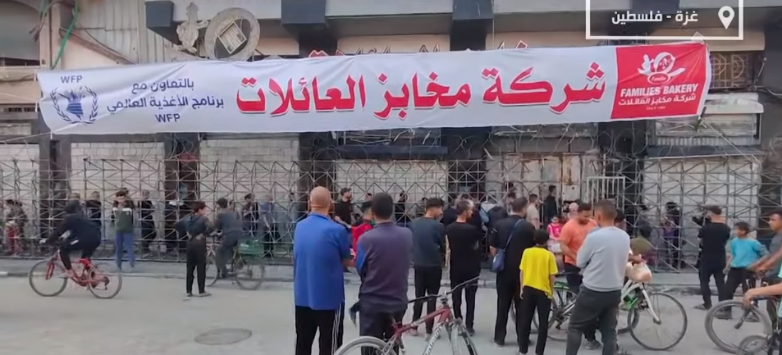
(1, 0, 781, 267)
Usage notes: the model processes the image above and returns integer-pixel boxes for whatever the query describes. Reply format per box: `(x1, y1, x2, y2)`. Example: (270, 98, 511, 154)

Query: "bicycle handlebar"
(407, 276, 480, 304)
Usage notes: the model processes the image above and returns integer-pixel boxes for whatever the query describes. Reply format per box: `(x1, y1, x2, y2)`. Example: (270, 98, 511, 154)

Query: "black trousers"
(359, 306, 404, 355)
(140, 220, 156, 252)
(185, 240, 207, 294)
(722, 267, 754, 301)
(263, 227, 278, 257)
(295, 305, 345, 355)
(450, 271, 478, 329)
(519, 286, 552, 355)
(412, 266, 442, 334)
(565, 288, 621, 355)
(563, 263, 583, 295)
(699, 262, 726, 308)
(60, 238, 100, 270)
(494, 274, 522, 344)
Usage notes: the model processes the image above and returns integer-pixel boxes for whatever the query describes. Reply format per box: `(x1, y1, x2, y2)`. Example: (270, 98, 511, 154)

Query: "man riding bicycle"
(41, 200, 102, 279)
(214, 197, 245, 278)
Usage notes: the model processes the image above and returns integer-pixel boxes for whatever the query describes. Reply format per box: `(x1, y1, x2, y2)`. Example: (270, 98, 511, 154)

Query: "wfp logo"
(49, 86, 99, 124)
(637, 53, 686, 85)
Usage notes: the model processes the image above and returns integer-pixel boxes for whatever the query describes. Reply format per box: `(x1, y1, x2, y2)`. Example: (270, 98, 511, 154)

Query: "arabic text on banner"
(37, 42, 712, 135)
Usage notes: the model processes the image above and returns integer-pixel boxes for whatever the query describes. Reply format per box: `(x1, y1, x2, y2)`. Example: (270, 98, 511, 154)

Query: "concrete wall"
(198, 136, 300, 205)
(69, 142, 166, 200)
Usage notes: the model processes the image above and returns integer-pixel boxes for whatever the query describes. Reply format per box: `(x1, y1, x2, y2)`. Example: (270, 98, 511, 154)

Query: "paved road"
(0, 277, 769, 355)
(0, 259, 712, 294)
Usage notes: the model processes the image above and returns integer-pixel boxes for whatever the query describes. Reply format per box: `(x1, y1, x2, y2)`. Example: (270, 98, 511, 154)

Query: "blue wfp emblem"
(49, 86, 99, 124)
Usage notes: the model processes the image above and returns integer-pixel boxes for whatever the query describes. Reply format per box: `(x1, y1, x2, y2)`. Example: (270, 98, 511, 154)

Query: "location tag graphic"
(718, 6, 735, 29)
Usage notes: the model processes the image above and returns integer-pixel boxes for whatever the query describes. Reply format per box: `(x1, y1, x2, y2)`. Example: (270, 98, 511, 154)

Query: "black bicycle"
(205, 236, 265, 290)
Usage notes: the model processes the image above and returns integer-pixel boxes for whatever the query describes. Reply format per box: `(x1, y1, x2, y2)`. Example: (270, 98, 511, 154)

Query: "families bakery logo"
(49, 86, 99, 124)
(637, 52, 686, 85)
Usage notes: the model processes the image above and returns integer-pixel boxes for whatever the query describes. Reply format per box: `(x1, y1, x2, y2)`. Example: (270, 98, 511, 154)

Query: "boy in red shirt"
(352, 201, 374, 257)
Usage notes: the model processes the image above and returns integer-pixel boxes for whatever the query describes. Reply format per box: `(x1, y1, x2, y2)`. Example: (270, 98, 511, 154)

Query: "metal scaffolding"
(0, 154, 772, 270)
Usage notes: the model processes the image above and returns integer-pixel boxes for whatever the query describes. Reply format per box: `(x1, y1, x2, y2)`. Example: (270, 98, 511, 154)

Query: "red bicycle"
(28, 248, 122, 299)
(335, 277, 479, 355)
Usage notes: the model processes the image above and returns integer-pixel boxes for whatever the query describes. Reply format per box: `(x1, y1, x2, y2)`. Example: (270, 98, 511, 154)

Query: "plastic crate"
(238, 240, 263, 256)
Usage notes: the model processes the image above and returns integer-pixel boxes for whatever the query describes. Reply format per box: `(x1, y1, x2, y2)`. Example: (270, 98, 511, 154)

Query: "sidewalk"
(0, 258, 709, 294)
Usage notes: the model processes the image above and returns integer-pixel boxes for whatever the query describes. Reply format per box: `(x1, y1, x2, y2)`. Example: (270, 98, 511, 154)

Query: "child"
(518, 230, 558, 355)
(547, 214, 563, 250)
(719, 222, 768, 319)
(348, 201, 373, 324)
(351, 201, 373, 256)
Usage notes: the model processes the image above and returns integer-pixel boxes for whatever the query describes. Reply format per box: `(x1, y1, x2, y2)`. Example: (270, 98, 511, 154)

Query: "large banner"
(37, 42, 711, 135)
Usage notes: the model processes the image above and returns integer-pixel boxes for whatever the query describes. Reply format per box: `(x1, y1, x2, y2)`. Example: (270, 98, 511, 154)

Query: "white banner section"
(37, 42, 711, 135)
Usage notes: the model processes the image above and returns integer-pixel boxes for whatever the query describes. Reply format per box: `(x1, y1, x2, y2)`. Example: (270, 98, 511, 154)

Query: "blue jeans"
(115, 232, 136, 269)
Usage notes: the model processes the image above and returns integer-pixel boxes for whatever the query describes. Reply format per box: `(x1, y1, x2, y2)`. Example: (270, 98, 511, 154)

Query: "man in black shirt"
(445, 200, 482, 336)
(488, 197, 536, 346)
(695, 206, 730, 310)
(442, 194, 484, 231)
(334, 188, 354, 230)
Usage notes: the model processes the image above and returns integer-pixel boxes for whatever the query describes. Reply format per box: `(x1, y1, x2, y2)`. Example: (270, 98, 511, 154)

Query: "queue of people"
(292, 183, 648, 355)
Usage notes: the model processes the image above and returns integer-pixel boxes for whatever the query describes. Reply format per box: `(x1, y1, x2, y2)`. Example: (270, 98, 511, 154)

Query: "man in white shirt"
(526, 194, 540, 229)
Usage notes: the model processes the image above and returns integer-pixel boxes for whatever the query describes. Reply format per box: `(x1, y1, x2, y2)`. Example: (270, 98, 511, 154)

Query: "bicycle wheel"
(705, 300, 772, 353)
(333, 336, 398, 355)
(448, 320, 478, 355)
(206, 252, 219, 287)
(87, 262, 122, 299)
(628, 291, 687, 351)
(736, 334, 772, 355)
(234, 256, 265, 290)
(546, 288, 579, 341)
(28, 259, 67, 297)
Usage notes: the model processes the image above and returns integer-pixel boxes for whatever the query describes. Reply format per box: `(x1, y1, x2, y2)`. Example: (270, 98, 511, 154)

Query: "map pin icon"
(718, 6, 735, 30)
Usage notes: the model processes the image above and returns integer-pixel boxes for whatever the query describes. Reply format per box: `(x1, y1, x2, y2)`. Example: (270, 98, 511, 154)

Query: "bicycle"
(705, 277, 777, 353)
(334, 277, 479, 355)
(539, 274, 687, 350)
(28, 248, 122, 299)
(735, 296, 781, 355)
(206, 236, 265, 290)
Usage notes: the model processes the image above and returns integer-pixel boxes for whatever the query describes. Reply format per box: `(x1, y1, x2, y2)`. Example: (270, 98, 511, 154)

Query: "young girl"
(547, 215, 564, 268)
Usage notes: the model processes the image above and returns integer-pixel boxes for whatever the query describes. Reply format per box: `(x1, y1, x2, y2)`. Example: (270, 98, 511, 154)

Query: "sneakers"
(695, 304, 711, 311)
(466, 328, 475, 337)
(584, 340, 602, 350)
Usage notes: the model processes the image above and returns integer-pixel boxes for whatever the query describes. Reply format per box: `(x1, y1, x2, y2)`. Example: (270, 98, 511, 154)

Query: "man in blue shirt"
(355, 192, 413, 352)
(294, 186, 352, 355)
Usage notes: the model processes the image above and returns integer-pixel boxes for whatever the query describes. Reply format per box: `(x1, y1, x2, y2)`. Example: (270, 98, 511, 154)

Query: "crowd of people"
(0, 189, 287, 261)
(293, 184, 653, 355)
